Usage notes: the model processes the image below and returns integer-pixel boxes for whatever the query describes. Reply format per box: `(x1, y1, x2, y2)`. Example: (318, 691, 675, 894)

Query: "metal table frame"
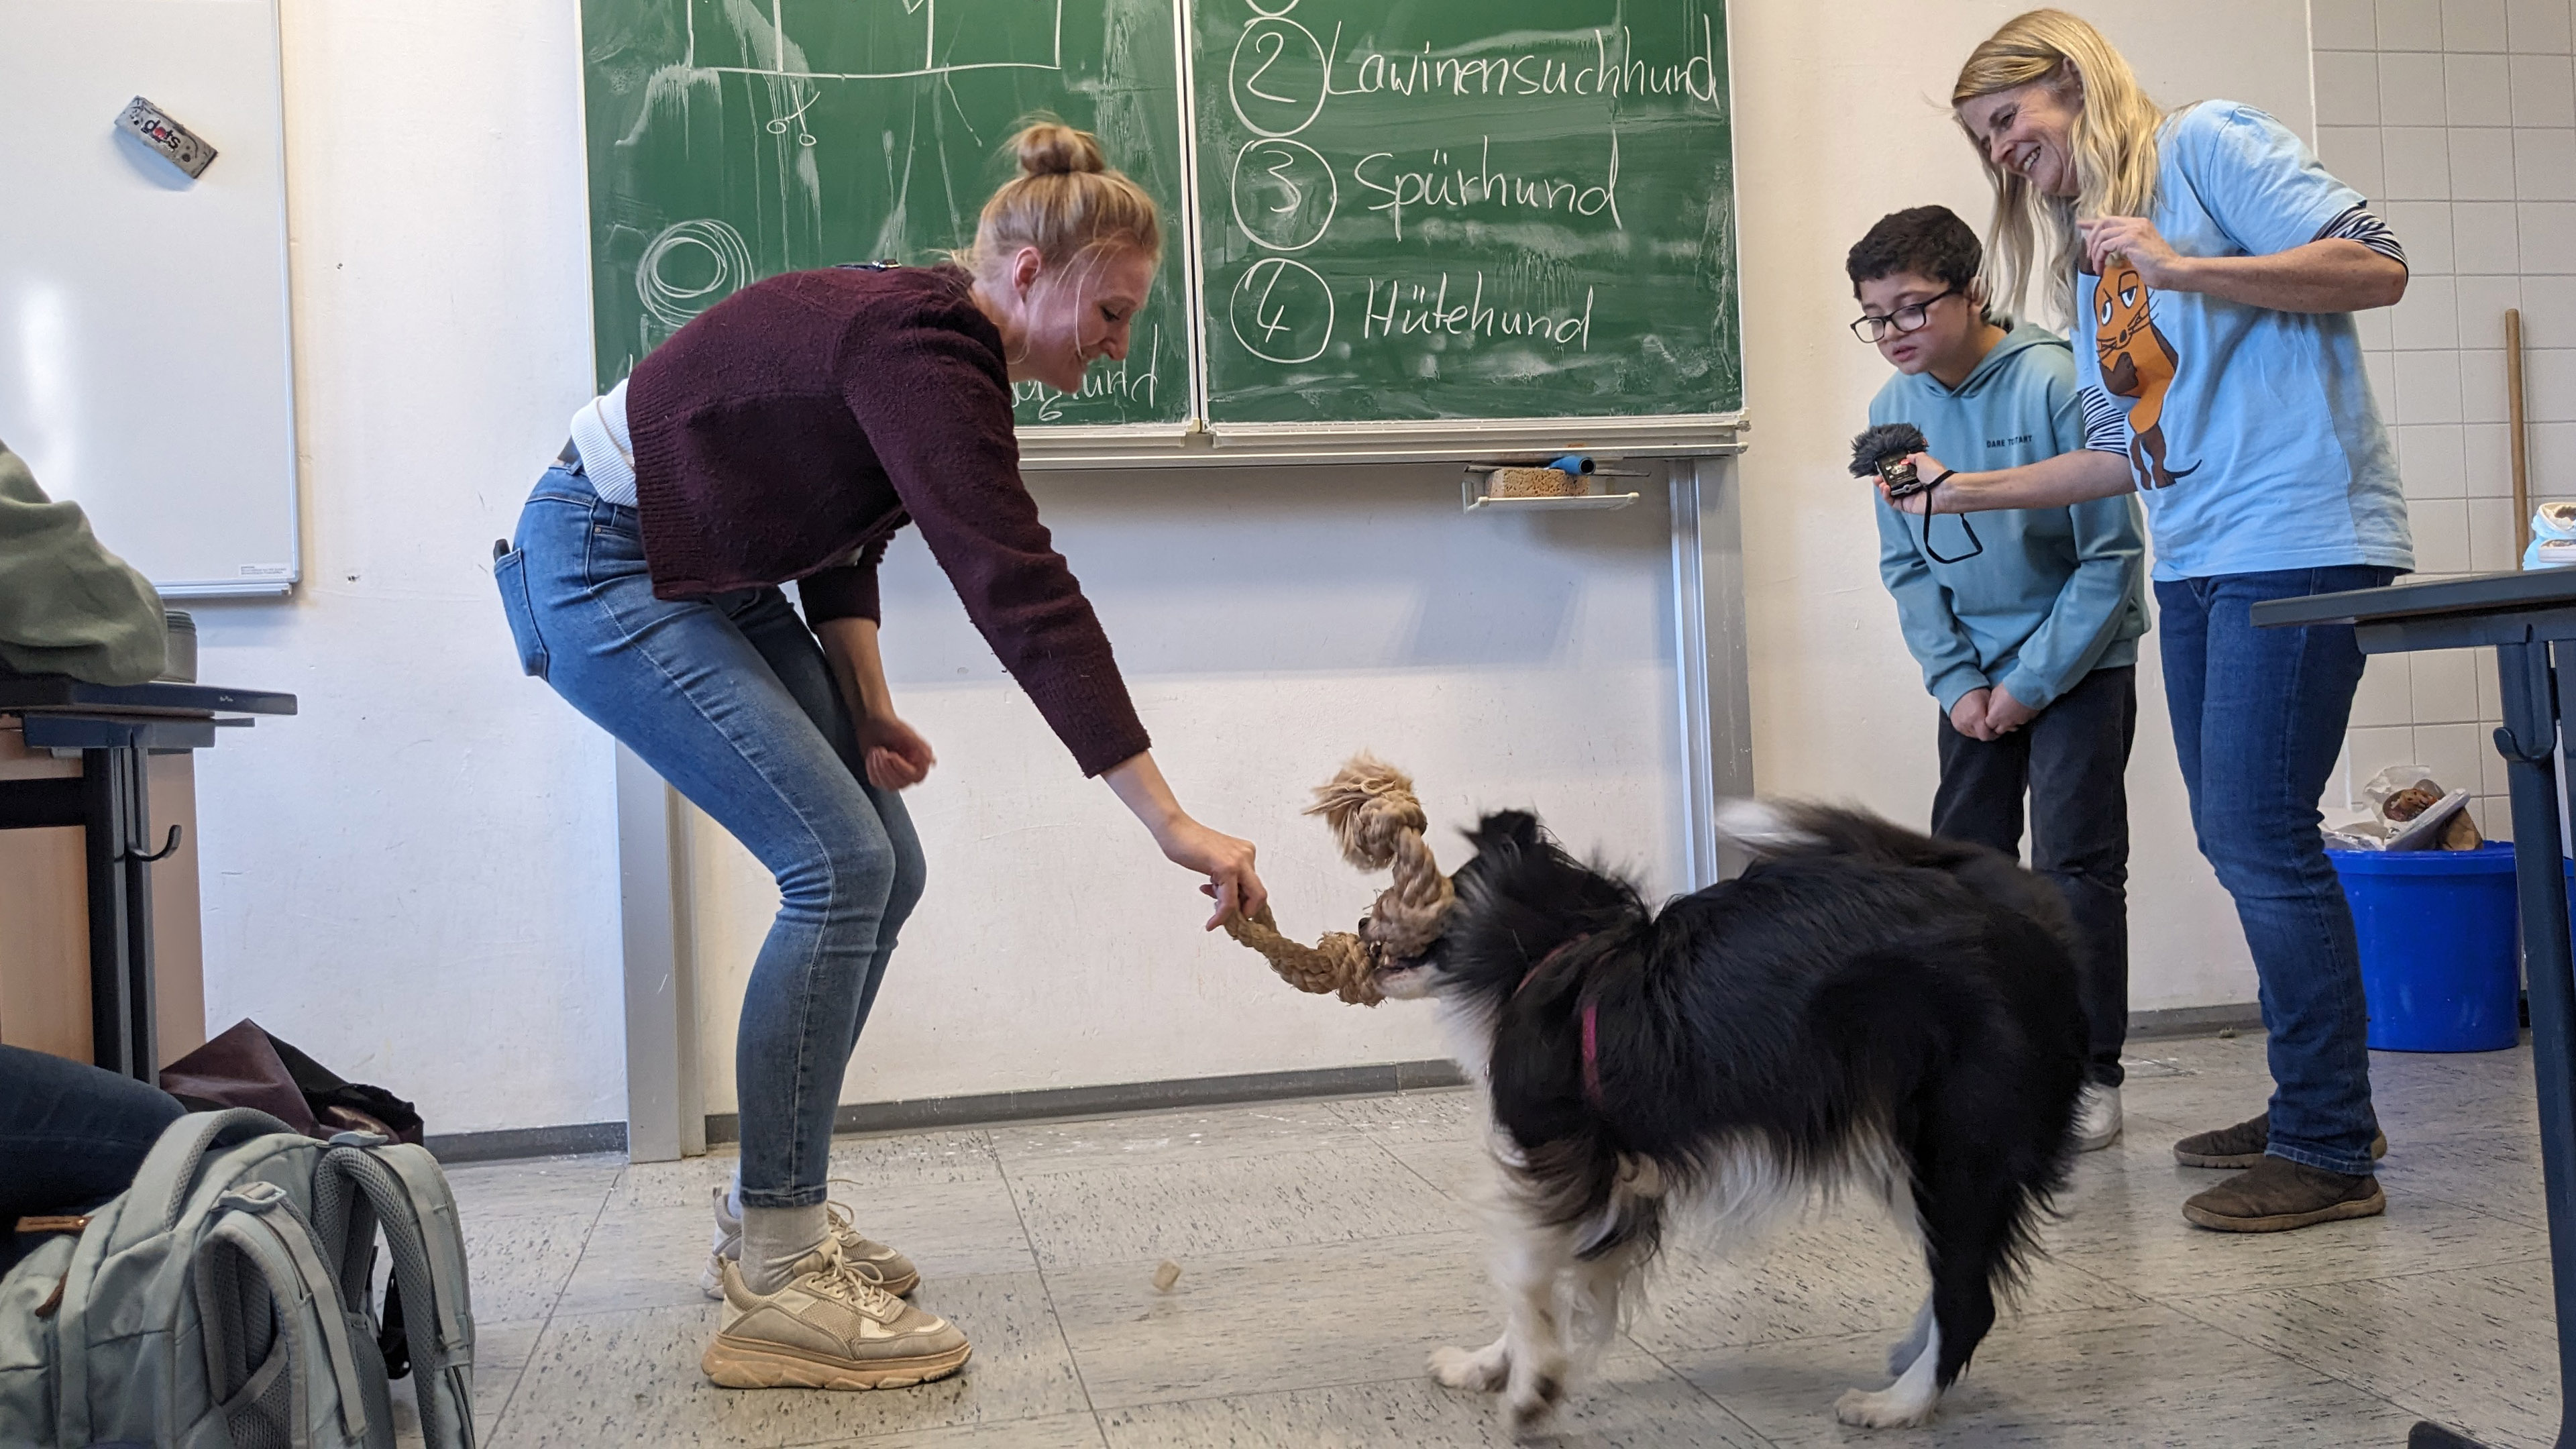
(0, 678, 294, 1080)
(2257, 570, 2576, 1449)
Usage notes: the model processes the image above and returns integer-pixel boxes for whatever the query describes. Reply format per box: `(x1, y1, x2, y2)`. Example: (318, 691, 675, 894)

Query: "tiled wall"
(2312, 0, 2576, 838)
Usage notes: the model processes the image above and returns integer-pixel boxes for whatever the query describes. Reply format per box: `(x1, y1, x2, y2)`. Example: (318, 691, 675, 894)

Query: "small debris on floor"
(1153, 1260, 1183, 1293)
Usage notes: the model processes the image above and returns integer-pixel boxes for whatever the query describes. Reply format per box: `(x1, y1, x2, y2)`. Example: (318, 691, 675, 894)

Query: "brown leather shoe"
(2182, 1157, 2385, 1232)
(2174, 1114, 2387, 1169)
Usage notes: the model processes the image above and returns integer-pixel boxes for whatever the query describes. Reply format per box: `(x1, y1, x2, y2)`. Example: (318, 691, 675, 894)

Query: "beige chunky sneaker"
(700, 1242, 971, 1390)
(702, 1185, 921, 1299)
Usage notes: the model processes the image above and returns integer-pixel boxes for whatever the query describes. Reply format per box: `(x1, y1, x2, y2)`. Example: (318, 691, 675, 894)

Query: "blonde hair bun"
(1014, 122, 1108, 178)
(954, 115, 1163, 279)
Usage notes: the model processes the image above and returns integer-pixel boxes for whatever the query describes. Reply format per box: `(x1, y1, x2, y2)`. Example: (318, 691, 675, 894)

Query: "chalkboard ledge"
(1018, 415, 1747, 470)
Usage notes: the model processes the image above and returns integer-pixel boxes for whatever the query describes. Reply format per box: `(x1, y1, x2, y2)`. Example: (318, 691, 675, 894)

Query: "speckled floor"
(411, 1031, 2561, 1448)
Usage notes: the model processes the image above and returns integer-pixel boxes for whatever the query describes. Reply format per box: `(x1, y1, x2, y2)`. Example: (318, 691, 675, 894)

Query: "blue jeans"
(496, 467, 926, 1208)
(2157, 566, 2394, 1177)
(0, 1044, 184, 1274)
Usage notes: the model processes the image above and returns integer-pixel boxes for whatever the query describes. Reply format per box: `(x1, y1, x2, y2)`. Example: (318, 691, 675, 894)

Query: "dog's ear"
(1467, 810, 1543, 855)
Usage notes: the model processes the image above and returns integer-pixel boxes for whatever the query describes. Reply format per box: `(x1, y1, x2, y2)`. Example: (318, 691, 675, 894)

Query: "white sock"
(738, 1203, 830, 1294)
(725, 1167, 743, 1222)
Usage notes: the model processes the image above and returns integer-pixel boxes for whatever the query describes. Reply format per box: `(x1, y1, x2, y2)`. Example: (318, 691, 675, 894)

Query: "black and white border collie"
(1375, 800, 2087, 1432)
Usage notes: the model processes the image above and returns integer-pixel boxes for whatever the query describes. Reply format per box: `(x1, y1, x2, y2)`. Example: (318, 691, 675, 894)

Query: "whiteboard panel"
(0, 0, 298, 597)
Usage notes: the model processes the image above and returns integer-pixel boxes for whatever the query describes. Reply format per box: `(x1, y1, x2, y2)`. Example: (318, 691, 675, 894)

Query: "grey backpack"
(0, 1107, 477, 1448)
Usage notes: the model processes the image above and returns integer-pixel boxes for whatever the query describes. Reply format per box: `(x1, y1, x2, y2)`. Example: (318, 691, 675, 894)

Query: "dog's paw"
(1429, 1341, 1508, 1393)
(1833, 1385, 1940, 1430)
(1505, 1371, 1564, 1434)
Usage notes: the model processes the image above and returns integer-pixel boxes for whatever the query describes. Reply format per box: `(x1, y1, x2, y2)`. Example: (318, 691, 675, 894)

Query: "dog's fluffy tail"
(1713, 798, 2079, 957)
(1713, 798, 1986, 871)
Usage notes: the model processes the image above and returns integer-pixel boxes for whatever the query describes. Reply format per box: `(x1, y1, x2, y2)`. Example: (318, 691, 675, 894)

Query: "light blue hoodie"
(1869, 325, 2148, 714)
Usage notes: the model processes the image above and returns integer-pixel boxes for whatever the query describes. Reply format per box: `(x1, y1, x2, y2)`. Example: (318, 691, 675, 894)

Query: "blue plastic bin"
(2329, 843, 2521, 1052)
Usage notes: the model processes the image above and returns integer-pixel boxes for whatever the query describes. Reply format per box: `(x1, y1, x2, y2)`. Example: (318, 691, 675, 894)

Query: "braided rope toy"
(1222, 755, 1454, 1007)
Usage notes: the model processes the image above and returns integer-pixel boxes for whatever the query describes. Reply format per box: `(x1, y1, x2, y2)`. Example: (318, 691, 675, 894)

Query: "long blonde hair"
(954, 119, 1161, 290)
(1953, 10, 2165, 326)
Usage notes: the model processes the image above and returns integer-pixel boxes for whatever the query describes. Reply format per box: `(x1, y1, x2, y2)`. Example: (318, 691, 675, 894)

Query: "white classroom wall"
(185, 0, 2310, 1137)
(2309, 0, 2576, 835)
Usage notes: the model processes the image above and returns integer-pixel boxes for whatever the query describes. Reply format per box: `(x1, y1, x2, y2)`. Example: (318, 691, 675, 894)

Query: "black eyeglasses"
(1850, 287, 1964, 342)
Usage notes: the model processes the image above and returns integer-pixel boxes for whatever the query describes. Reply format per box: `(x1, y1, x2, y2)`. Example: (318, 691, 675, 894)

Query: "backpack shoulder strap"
(199, 1185, 375, 1446)
(323, 1144, 476, 1448)
(107, 1108, 299, 1256)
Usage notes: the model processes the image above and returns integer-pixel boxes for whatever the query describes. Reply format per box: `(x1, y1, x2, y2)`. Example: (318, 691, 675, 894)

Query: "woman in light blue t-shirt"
(1896, 11, 2410, 1237)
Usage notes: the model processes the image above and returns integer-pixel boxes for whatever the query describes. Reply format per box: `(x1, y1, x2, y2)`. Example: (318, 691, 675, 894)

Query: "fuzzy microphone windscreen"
(1847, 422, 1929, 478)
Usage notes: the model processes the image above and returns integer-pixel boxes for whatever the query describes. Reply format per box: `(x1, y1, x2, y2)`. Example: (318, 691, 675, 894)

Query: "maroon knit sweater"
(625, 264, 1149, 777)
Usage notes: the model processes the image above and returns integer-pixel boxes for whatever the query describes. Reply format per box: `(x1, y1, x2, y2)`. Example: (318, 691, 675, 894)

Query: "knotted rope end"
(1303, 753, 1428, 873)
(1217, 754, 1454, 1006)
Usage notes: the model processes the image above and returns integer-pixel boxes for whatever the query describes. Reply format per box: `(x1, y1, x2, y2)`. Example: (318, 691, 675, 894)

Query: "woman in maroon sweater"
(495, 125, 1265, 1390)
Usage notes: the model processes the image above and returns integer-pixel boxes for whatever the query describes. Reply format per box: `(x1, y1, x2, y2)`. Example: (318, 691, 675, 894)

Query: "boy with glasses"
(1849, 205, 2149, 1149)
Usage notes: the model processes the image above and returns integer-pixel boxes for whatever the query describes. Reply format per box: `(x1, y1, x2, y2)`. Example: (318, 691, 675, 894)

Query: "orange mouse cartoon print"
(2094, 257, 2198, 489)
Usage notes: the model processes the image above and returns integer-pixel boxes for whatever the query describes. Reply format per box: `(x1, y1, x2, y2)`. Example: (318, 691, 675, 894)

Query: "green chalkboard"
(579, 0, 1192, 428)
(1191, 0, 1741, 425)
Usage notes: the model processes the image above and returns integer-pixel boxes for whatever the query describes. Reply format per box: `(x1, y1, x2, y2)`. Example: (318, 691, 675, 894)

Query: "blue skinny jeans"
(496, 466, 925, 1208)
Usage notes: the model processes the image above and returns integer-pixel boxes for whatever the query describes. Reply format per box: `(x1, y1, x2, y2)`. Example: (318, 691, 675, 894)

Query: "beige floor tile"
(1047, 1230, 1493, 1409)
(445, 1152, 623, 1222)
(1326, 1088, 1483, 1141)
(796, 1411, 1108, 1448)
(608, 1152, 739, 1214)
(2115, 1071, 2283, 1136)
(2373, 1055, 2539, 1140)
(2107, 1038, 2505, 1166)
(551, 1201, 725, 1317)
(2046, 1167, 2545, 1299)
(2174, 1263, 2559, 1449)
(1371, 1134, 1497, 1205)
(1005, 1145, 1456, 1271)
(607, 1132, 1004, 1213)
(477, 1316, 543, 1401)
(2375, 1125, 2551, 1229)
(1332, 1091, 1497, 1203)
(392, 1316, 539, 1447)
(1097, 1346, 1772, 1449)
(824, 1130, 1006, 1189)
(462, 1211, 596, 1324)
(828, 1179, 1042, 1282)
(1674, 1302, 2425, 1447)
(2137, 1032, 2276, 1075)
(989, 1100, 1361, 1176)
(1628, 1208, 2144, 1356)
(491, 1272, 1081, 1448)
(2113, 1053, 2198, 1079)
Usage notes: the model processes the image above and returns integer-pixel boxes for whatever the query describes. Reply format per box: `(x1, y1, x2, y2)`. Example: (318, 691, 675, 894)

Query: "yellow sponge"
(1488, 467, 1584, 498)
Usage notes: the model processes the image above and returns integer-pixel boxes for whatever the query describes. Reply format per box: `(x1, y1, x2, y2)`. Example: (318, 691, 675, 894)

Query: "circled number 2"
(1228, 14, 1328, 138)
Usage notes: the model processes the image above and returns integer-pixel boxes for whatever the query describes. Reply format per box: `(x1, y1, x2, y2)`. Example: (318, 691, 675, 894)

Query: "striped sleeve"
(2316, 203, 2408, 269)
(2078, 386, 2129, 455)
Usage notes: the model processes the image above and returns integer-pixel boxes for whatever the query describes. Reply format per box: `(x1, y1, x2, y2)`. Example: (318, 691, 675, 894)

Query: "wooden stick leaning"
(1222, 755, 1454, 1008)
(2511, 308, 2532, 556)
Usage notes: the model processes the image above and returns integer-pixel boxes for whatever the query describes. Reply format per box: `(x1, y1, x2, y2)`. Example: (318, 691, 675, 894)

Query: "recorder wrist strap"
(1915, 475, 1984, 566)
